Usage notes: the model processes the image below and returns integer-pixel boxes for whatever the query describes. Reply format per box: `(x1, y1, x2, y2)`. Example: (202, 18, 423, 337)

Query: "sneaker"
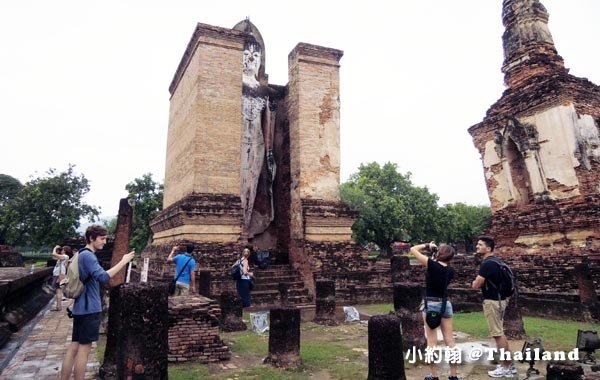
(424, 376, 439, 380)
(495, 364, 517, 374)
(448, 376, 459, 380)
(488, 366, 513, 378)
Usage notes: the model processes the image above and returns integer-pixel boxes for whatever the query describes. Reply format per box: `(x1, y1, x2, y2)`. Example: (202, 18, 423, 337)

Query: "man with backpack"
(167, 244, 197, 295)
(471, 235, 517, 378)
(60, 225, 135, 380)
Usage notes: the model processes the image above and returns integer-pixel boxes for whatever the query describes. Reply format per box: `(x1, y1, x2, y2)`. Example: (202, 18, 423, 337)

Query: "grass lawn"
(157, 303, 600, 379)
(452, 311, 598, 351)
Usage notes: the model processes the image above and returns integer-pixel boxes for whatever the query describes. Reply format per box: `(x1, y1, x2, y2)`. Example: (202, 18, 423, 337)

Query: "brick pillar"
(393, 283, 426, 351)
(287, 43, 346, 297)
(504, 270, 526, 339)
(390, 255, 411, 284)
(219, 291, 247, 332)
(198, 270, 211, 297)
(264, 307, 301, 368)
(367, 314, 406, 380)
(313, 280, 337, 326)
(109, 198, 133, 287)
(575, 262, 600, 322)
(100, 282, 168, 380)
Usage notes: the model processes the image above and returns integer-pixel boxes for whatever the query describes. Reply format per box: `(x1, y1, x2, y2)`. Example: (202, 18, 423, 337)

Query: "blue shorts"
(72, 312, 101, 344)
(421, 300, 453, 318)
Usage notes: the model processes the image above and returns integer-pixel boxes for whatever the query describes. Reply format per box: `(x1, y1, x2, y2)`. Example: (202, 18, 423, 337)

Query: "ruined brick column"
(219, 291, 247, 332)
(100, 282, 169, 380)
(504, 270, 525, 339)
(264, 307, 301, 368)
(391, 255, 411, 284)
(575, 262, 600, 322)
(313, 280, 337, 326)
(367, 314, 406, 380)
(109, 198, 133, 287)
(468, 0, 600, 307)
(198, 269, 211, 297)
(393, 283, 426, 351)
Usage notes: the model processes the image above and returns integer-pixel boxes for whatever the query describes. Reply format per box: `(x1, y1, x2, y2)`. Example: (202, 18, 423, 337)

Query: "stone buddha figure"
(237, 20, 276, 240)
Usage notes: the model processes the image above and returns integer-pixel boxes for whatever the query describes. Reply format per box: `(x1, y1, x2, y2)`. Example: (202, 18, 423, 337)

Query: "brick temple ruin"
(466, 0, 600, 315)
(141, 2, 599, 318)
(142, 19, 390, 305)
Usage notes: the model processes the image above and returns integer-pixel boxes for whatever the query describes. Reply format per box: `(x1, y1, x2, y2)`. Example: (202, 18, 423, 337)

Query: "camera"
(424, 244, 438, 257)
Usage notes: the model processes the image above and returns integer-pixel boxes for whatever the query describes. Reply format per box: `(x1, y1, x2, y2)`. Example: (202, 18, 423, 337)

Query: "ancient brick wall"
(403, 253, 600, 320)
(287, 43, 345, 239)
(305, 241, 393, 303)
(142, 241, 244, 284)
(164, 24, 245, 209)
(488, 195, 600, 249)
(168, 295, 230, 363)
(150, 193, 243, 244)
(0, 246, 22, 267)
(468, 1, 600, 273)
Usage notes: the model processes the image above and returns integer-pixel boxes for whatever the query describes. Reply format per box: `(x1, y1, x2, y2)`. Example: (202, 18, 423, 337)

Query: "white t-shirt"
(52, 255, 68, 276)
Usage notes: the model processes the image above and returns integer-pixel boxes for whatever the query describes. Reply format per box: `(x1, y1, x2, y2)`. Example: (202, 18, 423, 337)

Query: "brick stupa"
(469, 0, 600, 258)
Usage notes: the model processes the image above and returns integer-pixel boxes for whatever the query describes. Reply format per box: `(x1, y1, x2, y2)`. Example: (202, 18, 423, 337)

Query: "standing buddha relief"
(239, 32, 277, 239)
(493, 117, 548, 205)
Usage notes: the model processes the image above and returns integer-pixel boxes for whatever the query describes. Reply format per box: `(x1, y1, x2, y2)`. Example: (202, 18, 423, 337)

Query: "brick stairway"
(212, 263, 313, 307)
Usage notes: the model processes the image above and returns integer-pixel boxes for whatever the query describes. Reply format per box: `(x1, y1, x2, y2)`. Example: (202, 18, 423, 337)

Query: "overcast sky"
(1, 1, 599, 219)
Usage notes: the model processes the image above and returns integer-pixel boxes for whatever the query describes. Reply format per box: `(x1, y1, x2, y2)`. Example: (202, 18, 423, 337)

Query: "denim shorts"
(420, 299, 453, 318)
(72, 312, 101, 344)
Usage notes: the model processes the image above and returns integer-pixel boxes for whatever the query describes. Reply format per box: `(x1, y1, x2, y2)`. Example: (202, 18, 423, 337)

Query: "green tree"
(0, 174, 23, 244)
(436, 203, 491, 251)
(102, 217, 118, 235)
(1, 166, 99, 248)
(125, 173, 163, 253)
(340, 162, 440, 256)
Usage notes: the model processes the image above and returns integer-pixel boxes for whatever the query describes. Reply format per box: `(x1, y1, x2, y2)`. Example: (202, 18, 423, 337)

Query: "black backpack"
(230, 260, 242, 281)
(486, 256, 515, 298)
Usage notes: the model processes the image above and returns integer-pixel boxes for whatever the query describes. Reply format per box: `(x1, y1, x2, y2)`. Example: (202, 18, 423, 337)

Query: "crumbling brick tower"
(469, 0, 600, 258)
(144, 20, 378, 301)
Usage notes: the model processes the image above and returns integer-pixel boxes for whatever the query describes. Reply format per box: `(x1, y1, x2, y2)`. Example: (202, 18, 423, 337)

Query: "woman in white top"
(235, 248, 254, 308)
(51, 245, 71, 311)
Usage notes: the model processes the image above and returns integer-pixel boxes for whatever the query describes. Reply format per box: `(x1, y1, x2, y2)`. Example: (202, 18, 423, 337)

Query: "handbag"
(169, 255, 194, 295)
(424, 264, 451, 329)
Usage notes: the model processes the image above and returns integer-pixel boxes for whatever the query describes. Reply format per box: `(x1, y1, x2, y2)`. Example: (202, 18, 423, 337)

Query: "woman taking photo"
(51, 245, 71, 311)
(235, 248, 254, 308)
(410, 242, 458, 380)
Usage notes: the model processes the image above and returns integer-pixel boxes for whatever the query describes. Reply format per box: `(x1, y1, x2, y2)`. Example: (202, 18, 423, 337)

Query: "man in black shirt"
(471, 236, 516, 378)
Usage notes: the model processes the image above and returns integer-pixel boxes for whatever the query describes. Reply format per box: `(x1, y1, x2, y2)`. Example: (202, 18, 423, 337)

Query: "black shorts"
(72, 312, 101, 344)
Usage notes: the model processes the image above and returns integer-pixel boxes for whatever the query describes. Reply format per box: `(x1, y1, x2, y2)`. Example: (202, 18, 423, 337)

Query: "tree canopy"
(125, 173, 163, 253)
(340, 162, 439, 256)
(0, 166, 98, 248)
(436, 203, 491, 252)
(340, 162, 491, 255)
